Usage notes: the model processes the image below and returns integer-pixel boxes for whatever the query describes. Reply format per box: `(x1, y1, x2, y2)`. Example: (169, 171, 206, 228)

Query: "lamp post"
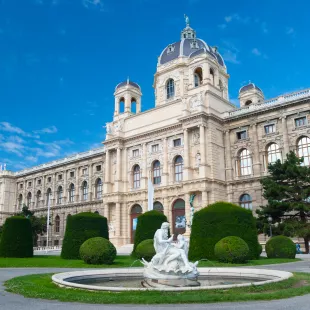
(267, 216, 273, 238)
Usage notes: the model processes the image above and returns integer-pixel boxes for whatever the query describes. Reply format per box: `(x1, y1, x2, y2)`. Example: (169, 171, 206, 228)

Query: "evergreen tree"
(18, 205, 47, 247)
(257, 151, 310, 253)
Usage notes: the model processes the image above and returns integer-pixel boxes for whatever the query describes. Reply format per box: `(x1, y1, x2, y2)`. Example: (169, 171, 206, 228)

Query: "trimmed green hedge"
(189, 202, 260, 261)
(0, 216, 33, 258)
(266, 236, 296, 259)
(132, 210, 167, 255)
(80, 237, 116, 265)
(214, 236, 249, 263)
(135, 239, 155, 261)
(61, 212, 109, 259)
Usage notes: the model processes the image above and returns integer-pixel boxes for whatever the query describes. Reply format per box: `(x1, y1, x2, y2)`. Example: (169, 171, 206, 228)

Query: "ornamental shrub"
(135, 239, 155, 261)
(189, 202, 260, 261)
(80, 237, 116, 265)
(266, 235, 296, 259)
(61, 212, 109, 259)
(132, 210, 167, 255)
(214, 236, 249, 263)
(0, 216, 33, 258)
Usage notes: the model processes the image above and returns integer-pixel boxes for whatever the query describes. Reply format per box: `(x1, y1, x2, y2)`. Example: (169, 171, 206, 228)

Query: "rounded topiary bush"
(189, 202, 261, 261)
(80, 237, 116, 265)
(214, 236, 249, 263)
(61, 212, 109, 259)
(266, 236, 296, 259)
(132, 210, 167, 255)
(135, 239, 155, 261)
(0, 216, 33, 258)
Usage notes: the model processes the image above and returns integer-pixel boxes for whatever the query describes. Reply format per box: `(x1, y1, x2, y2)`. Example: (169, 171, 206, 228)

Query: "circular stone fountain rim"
(52, 267, 293, 292)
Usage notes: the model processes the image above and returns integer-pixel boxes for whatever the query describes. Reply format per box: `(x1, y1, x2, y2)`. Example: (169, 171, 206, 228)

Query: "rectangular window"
(295, 116, 307, 128)
(70, 171, 74, 178)
(37, 179, 41, 185)
(237, 130, 247, 140)
(54, 240, 59, 246)
(96, 165, 101, 172)
(47, 177, 52, 182)
(20, 184, 23, 189)
(133, 149, 139, 157)
(152, 144, 159, 153)
(82, 168, 87, 175)
(58, 174, 62, 180)
(28, 182, 32, 187)
(264, 124, 275, 134)
(173, 138, 181, 147)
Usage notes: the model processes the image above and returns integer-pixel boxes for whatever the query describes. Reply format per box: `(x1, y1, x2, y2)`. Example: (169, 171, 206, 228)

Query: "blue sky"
(0, 0, 308, 171)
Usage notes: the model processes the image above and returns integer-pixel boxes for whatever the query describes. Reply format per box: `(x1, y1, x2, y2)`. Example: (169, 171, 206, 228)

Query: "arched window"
(27, 192, 32, 208)
(119, 97, 125, 113)
(82, 181, 88, 201)
(57, 186, 63, 204)
(69, 183, 75, 202)
(267, 143, 282, 164)
(131, 97, 137, 114)
(46, 188, 52, 206)
(152, 160, 161, 185)
(239, 194, 252, 210)
(245, 100, 252, 106)
(239, 149, 252, 176)
(166, 79, 175, 99)
(194, 67, 203, 87)
(36, 190, 41, 207)
(133, 165, 141, 189)
(96, 178, 103, 199)
(55, 215, 60, 233)
(297, 136, 310, 166)
(174, 156, 184, 182)
(18, 194, 23, 209)
(210, 68, 215, 85)
(153, 201, 164, 213)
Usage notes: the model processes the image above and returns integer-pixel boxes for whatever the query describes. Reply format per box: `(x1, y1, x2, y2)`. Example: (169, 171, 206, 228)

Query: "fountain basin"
(52, 267, 293, 292)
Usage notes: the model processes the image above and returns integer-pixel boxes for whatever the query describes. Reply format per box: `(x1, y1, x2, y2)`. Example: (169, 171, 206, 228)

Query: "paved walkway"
(0, 259, 309, 310)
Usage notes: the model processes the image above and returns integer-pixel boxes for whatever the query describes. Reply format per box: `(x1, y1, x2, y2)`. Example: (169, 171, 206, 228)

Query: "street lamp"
(267, 216, 273, 238)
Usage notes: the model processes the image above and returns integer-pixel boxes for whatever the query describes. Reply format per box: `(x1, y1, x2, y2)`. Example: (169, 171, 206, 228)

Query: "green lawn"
(0, 255, 300, 268)
(5, 272, 310, 304)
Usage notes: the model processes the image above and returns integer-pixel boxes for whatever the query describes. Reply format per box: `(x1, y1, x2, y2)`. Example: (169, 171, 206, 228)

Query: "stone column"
(125, 94, 131, 113)
(282, 116, 290, 156)
(88, 165, 93, 200)
(115, 148, 122, 192)
(63, 170, 67, 203)
(199, 125, 207, 178)
(114, 97, 119, 116)
(203, 62, 210, 83)
(251, 124, 261, 176)
(202, 191, 208, 208)
(123, 147, 128, 192)
(116, 202, 121, 237)
(225, 130, 232, 181)
(162, 138, 168, 185)
(136, 98, 141, 113)
(183, 129, 190, 180)
(142, 143, 148, 188)
(104, 150, 110, 193)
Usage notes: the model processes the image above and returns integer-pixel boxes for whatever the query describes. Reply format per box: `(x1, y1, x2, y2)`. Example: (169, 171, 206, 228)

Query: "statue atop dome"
(184, 14, 190, 27)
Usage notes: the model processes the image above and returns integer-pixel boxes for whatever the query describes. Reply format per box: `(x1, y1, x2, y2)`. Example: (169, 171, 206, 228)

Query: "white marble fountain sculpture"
(142, 222, 200, 287)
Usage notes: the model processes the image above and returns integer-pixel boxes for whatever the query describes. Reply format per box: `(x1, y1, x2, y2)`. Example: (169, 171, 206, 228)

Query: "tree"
(257, 151, 310, 254)
(18, 205, 47, 247)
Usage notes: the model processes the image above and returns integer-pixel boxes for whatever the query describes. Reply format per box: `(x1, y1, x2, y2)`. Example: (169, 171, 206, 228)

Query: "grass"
(5, 272, 310, 304)
(0, 255, 300, 268)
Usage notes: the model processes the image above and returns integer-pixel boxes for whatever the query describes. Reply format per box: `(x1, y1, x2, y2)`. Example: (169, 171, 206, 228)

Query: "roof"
(115, 80, 140, 91)
(239, 83, 263, 94)
(159, 38, 226, 67)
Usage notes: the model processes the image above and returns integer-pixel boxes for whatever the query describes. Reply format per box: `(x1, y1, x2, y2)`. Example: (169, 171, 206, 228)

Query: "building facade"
(1, 21, 310, 247)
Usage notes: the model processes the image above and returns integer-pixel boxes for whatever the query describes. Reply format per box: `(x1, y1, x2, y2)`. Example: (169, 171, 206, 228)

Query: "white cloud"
(286, 27, 295, 35)
(82, 0, 104, 10)
(0, 122, 39, 138)
(25, 156, 38, 163)
(221, 41, 240, 65)
(252, 48, 262, 56)
(34, 126, 58, 134)
(0, 141, 24, 157)
(224, 14, 250, 24)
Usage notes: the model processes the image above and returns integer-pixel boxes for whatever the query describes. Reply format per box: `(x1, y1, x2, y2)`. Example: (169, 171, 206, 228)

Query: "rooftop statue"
(184, 14, 190, 27)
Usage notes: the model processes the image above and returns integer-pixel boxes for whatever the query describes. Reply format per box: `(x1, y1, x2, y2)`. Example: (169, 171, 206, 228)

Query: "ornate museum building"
(1, 20, 310, 247)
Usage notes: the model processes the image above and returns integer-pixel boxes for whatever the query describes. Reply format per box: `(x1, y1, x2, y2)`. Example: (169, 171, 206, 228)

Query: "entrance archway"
(172, 199, 186, 236)
(130, 204, 142, 243)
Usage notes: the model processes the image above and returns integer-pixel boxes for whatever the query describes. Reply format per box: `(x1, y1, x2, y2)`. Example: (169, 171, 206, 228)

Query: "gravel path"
(0, 260, 309, 310)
